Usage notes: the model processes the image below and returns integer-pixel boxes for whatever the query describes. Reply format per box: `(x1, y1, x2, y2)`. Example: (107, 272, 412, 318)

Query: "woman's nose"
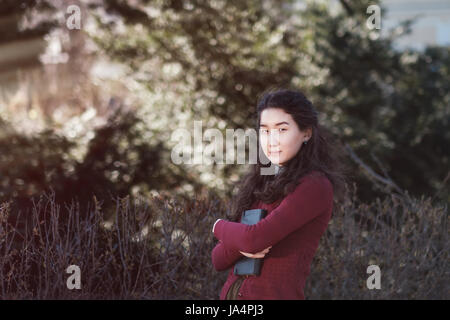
(269, 130, 280, 145)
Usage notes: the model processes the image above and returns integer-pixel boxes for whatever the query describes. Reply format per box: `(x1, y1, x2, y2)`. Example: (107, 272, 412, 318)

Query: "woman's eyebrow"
(260, 121, 290, 127)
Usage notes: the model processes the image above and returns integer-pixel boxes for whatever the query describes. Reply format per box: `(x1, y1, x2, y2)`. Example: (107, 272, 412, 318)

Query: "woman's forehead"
(260, 108, 292, 126)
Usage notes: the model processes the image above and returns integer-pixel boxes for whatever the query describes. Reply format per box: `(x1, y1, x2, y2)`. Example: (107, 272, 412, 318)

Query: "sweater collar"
(274, 164, 286, 176)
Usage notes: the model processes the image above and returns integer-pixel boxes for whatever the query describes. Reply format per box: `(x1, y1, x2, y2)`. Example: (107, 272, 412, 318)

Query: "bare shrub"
(0, 185, 447, 299)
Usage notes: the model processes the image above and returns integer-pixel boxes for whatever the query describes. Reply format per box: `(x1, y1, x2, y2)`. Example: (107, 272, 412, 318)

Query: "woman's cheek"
(260, 136, 269, 153)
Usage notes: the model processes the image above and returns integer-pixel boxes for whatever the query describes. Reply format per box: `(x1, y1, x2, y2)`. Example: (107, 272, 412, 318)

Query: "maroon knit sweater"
(212, 170, 334, 300)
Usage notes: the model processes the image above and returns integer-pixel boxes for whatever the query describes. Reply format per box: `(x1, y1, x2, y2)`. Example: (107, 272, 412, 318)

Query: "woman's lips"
(269, 151, 281, 155)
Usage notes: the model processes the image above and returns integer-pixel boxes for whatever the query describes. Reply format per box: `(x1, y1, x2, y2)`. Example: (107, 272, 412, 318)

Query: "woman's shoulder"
(300, 170, 326, 181)
(298, 170, 333, 191)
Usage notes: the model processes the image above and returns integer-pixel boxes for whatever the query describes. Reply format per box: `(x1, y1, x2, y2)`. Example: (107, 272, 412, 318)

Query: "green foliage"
(0, 0, 57, 45)
(87, 0, 450, 204)
(302, 1, 450, 204)
(0, 107, 205, 216)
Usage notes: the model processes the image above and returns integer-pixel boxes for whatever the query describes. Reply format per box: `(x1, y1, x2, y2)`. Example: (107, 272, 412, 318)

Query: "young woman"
(211, 88, 348, 300)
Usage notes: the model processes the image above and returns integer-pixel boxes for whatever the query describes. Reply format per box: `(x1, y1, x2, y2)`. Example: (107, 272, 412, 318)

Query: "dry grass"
(306, 184, 448, 299)
(0, 184, 448, 300)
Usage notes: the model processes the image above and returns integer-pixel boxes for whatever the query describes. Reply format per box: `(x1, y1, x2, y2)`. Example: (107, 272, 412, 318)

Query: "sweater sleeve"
(213, 175, 333, 254)
(211, 240, 243, 272)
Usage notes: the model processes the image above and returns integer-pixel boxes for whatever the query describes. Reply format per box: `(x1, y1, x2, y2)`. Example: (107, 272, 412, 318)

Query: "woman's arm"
(213, 175, 333, 254)
(211, 240, 244, 272)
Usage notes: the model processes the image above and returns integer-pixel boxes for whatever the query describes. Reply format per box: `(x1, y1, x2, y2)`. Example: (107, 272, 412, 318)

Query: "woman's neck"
(274, 164, 285, 175)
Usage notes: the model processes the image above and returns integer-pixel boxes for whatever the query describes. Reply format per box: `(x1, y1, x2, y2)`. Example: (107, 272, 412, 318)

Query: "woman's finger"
(240, 251, 264, 258)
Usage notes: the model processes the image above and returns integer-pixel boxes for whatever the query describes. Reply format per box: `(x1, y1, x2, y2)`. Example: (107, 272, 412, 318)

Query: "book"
(233, 208, 268, 276)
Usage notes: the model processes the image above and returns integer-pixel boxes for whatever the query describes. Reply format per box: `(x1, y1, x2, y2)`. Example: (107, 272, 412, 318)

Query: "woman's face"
(259, 108, 311, 166)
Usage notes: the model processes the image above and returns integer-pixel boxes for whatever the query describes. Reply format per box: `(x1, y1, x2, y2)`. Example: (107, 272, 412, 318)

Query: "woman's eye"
(260, 129, 286, 134)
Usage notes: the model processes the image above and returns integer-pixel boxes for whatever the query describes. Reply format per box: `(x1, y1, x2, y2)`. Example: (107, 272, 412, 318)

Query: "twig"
(431, 171, 450, 203)
(344, 143, 406, 196)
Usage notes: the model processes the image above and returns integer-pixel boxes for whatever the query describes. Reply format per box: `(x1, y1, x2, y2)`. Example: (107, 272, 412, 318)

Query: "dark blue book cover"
(233, 209, 268, 276)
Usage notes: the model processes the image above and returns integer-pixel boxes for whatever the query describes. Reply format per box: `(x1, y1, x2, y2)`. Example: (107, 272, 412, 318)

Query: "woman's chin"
(269, 158, 283, 165)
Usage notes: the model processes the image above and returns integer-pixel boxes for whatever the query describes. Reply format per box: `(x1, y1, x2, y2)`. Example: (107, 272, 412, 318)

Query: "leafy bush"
(0, 106, 204, 219)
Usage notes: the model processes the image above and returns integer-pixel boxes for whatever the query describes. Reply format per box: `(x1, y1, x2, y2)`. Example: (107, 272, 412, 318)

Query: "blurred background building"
(382, 0, 450, 50)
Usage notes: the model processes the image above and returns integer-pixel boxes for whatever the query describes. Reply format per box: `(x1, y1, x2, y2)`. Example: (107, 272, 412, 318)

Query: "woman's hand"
(212, 219, 222, 233)
(239, 246, 272, 259)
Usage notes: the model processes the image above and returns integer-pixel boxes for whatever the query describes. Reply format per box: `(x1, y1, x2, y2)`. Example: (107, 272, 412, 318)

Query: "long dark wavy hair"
(228, 88, 350, 222)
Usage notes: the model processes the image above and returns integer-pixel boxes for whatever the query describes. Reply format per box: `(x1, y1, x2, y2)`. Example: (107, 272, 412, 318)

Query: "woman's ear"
(303, 127, 312, 141)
